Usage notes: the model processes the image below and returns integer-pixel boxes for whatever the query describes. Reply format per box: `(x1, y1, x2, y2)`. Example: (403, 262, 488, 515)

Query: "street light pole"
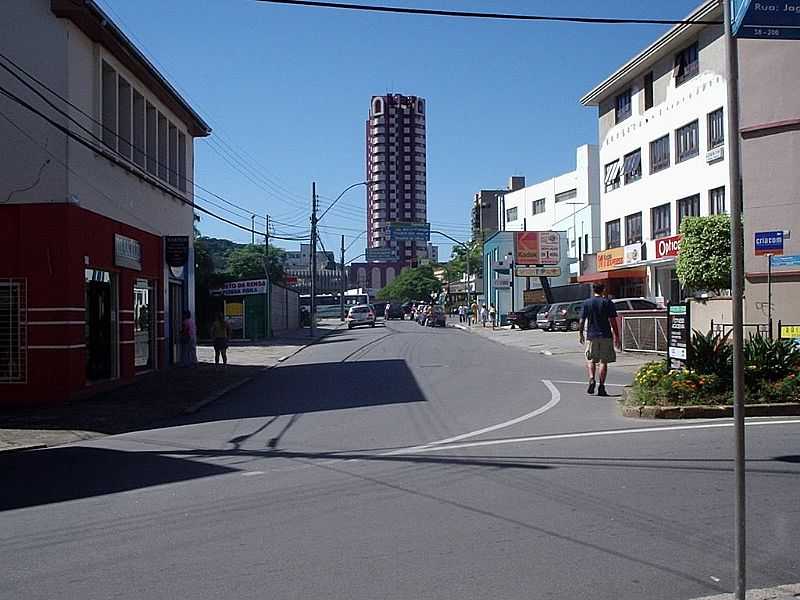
(723, 1, 746, 598)
(340, 234, 346, 322)
(310, 182, 318, 338)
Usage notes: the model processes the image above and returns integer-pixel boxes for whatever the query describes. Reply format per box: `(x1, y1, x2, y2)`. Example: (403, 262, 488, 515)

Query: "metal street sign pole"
(724, 1, 747, 598)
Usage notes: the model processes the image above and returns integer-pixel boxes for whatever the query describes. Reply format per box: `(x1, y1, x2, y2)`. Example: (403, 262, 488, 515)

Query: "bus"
(300, 292, 370, 318)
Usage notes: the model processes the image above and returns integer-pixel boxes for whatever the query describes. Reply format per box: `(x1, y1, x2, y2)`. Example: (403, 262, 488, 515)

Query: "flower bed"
(627, 332, 800, 407)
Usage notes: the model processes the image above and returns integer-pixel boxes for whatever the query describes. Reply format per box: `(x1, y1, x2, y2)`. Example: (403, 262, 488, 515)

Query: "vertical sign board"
(754, 230, 784, 256)
(514, 231, 561, 266)
(667, 303, 691, 370)
(734, 0, 800, 40)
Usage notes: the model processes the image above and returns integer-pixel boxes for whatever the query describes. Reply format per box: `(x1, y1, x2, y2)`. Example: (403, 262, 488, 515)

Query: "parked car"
(535, 304, 558, 330)
(426, 305, 447, 327)
(553, 301, 584, 331)
(384, 303, 405, 320)
(346, 304, 376, 329)
(401, 302, 414, 319)
(508, 304, 544, 330)
(612, 298, 659, 311)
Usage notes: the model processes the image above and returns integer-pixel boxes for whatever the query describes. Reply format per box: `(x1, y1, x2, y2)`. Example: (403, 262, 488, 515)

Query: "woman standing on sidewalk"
(210, 313, 231, 366)
(180, 310, 197, 366)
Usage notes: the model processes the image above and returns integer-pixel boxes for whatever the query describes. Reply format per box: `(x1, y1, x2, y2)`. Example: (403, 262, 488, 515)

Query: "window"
(644, 71, 654, 110)
(615, 88, 632, 123)
(677, 194, 701, 229)
(604, 160, 621, 192)
(605, 219, 621, 249)
(0, 279, 26, 383)
(506, 207, 518, 222)
(132, 90, 145, 168)
(157, 112, 168, 182)
(625, 212, 643, 244)
(709, 187, 726, 214)
(168, 123, 178, 187)
(676, 120, 699, 163)
(623, 149, 642, 184)
(630, 299, 657, 310)
(708, 108, 725, 149)
(674, 42, 699, 86)
(101, 61, 117, 149)
(650, 135, 670, 173)
(651, 203, 671, 239)
(117, 77, 132, 159)
(532, 198, 545, 215)
(555, 189, 577, 203)
(145, 102, 157, 176)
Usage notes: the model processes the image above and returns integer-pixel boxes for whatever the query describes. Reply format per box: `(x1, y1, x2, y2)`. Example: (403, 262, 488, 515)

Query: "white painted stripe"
(28, 344, 85, 350)
(120, 309, 135, 314)
(382, 379, 561, 456)
(119, 340, 136, 345)
(119, 321, 135, 325)
(27, 321, 85, 325)
(242, 470, 264, 477)
(399, 418, 800, 455)
(27, 307, 84, 312)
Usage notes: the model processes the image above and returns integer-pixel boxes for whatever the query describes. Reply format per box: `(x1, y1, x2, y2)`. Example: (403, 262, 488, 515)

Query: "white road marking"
(242, 470, 265, 476)
(551, 380, 626, 387)
(381, 380, 561, 456)
(394, 418, 800, 455)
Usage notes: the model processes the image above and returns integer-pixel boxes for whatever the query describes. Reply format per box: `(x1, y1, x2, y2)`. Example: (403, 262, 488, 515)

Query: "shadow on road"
(0, 447, 237, 511)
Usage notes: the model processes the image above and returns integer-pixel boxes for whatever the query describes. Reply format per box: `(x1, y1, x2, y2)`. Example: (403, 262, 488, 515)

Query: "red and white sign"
(515, 231, 560, 266)
(655, 235, 682, 259)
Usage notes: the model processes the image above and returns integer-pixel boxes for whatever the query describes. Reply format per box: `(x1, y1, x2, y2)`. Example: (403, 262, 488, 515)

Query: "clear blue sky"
(96, 0, 702, 261)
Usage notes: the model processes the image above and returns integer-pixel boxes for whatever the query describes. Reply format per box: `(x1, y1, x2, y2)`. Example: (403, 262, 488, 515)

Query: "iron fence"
(621, 313, 668, 354)
(0, 278, 27, 383)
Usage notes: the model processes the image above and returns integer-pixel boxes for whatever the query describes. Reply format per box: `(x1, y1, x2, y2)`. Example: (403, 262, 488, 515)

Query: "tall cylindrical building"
(366, 94, 427, 264)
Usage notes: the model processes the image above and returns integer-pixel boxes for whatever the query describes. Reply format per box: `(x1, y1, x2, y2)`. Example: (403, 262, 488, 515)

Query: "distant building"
(366, 94, 427, 264)
(471, 177, 526, 242)
(0, 0, 210, 406)
(283, 243, 335, 272)
(426, 243, 439, 263)
(498, 145, 600, 280)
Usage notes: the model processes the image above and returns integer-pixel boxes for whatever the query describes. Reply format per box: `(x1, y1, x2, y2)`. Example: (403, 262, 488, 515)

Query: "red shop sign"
(655, 234, 682, 259)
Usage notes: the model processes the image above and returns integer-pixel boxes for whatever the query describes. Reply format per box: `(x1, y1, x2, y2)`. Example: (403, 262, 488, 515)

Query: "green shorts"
(585, 338, 616, 364)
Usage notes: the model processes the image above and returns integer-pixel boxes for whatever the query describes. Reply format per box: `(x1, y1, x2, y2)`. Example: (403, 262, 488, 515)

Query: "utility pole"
(265, 213, 271, 338)
(340, 234, 346, 322)
(251, 215, 255, 245)
(723, 1, 746, 598)
(310, 182, 318, 338)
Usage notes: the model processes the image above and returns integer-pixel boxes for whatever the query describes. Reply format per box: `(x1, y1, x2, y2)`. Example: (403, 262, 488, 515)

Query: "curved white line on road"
(397, 418, 800, 455)
(381, 380, 561, 456)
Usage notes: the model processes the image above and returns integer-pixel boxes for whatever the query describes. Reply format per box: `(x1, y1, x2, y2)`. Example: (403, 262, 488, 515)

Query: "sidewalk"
(450, 319, 656, 377)
(0, 320, 344, 453)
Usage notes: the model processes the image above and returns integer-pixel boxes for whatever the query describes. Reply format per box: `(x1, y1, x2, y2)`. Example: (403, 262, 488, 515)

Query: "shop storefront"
(648, 234, 687, 305)
(581, 244, 647, 297)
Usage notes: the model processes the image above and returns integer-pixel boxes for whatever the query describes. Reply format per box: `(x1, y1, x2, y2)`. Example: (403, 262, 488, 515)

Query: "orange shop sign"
(597, 247, 624, 271)
(515, 231, 561, 265)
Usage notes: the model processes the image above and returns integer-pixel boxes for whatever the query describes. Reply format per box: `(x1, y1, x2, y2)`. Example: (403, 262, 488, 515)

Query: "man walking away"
(578, 283, 620, 396)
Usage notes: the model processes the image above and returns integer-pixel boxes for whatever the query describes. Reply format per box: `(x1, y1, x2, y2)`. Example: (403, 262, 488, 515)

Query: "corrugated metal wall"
(271, 283, 299, 333)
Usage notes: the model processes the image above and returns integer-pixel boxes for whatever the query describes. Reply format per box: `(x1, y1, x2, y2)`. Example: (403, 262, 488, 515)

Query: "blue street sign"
(733, 0, 800, 40)
(754, 230, 784, 255)
(770, 254, 800, 268)
(387, 222, 430, 242)
(365, 247, 398, 262)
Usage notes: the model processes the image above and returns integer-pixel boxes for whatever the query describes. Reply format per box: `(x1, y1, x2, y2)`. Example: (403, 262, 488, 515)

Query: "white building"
(497, 144, 601, 280)
(581, 0, 728, 303)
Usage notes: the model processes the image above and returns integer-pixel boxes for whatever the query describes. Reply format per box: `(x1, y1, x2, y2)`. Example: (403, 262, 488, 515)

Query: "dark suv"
(508, 304, 544, 330)
(384, 303, 405, 320)
(552, 300, 584, 331)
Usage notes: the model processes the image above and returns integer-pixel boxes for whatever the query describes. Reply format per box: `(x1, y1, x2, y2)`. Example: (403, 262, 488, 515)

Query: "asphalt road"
(2, 320, 799, 600)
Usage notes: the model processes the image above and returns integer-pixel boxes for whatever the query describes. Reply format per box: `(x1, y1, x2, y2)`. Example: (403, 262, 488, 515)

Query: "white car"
(347, 304, 376, 329)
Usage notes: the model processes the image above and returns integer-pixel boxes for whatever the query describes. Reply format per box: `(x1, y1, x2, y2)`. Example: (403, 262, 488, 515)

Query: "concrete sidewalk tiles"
(690, 583, 800, 600)
(0, 322, 344, 453)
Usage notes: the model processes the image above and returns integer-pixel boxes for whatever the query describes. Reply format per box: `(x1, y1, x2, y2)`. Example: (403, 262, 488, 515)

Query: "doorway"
(85, 269, 114, 382)
(133, 279, 155, 370)
(169, 282, 183, 364)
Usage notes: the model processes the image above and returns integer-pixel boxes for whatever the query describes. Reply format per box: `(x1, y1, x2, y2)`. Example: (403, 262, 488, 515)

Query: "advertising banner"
(515, 266, 561, 278)
(514, 231, 560, 266)
(655, 235, 682, 260)
(223, 279, 267, 296)
(597, 247, 624, 271)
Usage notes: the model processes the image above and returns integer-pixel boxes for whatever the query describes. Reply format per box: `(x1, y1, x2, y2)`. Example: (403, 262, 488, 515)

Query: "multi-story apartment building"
(581, 0, 728, 303)
(471, 177, 526, 242)
(498, 145, 601, 280)
(0, 0, 210, 406)
(366, 94, 427, 263)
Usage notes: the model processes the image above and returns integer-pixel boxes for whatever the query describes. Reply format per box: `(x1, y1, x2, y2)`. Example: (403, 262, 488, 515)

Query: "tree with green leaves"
(226, 244, 286, 283)
(377, 265, 442, 302)
(676, 214, 731, 294)
(448, 241, 482, 280)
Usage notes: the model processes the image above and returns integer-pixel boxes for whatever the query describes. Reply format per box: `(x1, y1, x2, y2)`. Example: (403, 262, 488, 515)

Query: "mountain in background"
(198, 237, 246, 272)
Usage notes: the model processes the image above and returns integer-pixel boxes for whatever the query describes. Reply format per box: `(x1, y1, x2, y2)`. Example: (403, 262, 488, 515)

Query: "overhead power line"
(255, 0, 723, 26)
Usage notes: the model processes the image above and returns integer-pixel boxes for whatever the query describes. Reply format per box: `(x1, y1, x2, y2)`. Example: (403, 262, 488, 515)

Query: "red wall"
(0, 203, 164, 407)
